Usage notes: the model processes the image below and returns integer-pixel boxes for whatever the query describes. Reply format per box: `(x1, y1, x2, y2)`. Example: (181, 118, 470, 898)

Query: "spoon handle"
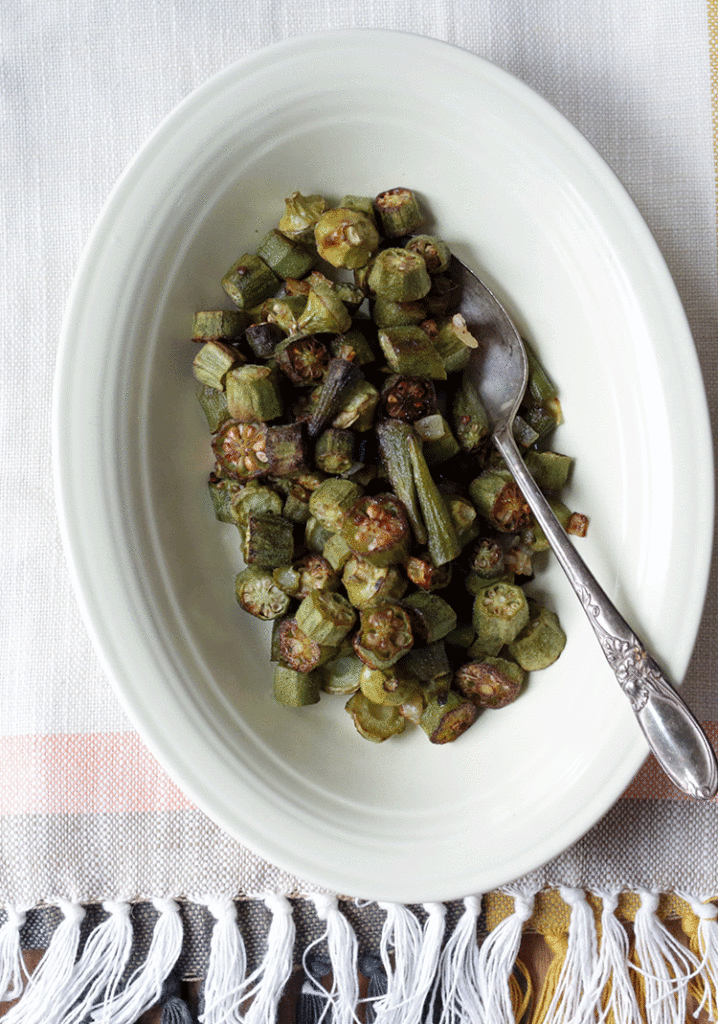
(495, 428, 718, 800)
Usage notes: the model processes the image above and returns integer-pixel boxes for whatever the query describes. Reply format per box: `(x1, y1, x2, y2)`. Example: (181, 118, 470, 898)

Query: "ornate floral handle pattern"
(496, 429, 718, 800)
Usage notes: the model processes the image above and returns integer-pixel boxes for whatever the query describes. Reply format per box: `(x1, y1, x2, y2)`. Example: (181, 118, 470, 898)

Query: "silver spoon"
(453, 255, 718, 800)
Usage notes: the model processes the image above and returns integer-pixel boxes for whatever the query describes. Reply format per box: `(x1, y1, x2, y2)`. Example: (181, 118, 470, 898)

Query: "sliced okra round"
(192, 340, 245, 391)
(197, 385, 230, 435)
(226, 364, 283, 423)
(420, 692, 478, 744)
(342, 493, 411, 567)
(469, 469, 532, 533)
(405, 553, 452, 592)
(314, 208, 379, 269)
(244, 512, 294, 569)
(341, 555, 408, 609)
(278, 191, 326, 245)
(317, 652, 364, 695)
(454, 656, 526, 709)
(380, 374, 438, 422)
(373, 188, 424, 238)
(308, 478, 364, 533)
(403, 235, 451, 274)
(192, 309, 249, 345)
(235, 566, 291, 620)
(507, 603, 567, 671)
(353, 601, 414, 670)
(368, 249, 432, 302)
(345, 691, 407, 743)
(273, 664, 321, 707)
(403, 591, 457, 644)
(221, 253, 279, 310)
(359, 663, 421, 707)
(231, 483, 283, 527)
(277, 617, 335, 674)
(275, 336, 330, 387)
(292, 554, 340, 598)
(471, 581, 530, 656)
(295, 590, 357, 646)
(314, 427, 355, 475)
(256, 228, 318, 280)
(211, 420, 269, 481)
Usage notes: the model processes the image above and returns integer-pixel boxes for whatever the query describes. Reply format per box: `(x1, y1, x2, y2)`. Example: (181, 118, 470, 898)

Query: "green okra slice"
(230, 483, 283, 526)
(444, 496, 480, 549)
(273, 664, 321, 707)
(256, 228, 318, 280)
(368, 249, 432, 302)
(352, 602, 414, 670)
(192, 341, 245, 391)
(330, 328, 377, 366)
(341, 493, 411, 568)
(403, 235, 451, 274)
(524, 340, 563, 425)
(317, 652, 364, 695)
(454, 656, 526, 709)
(192, 309, 249, 345)
(444, 623, 476, 650)
(469, 537, 506, 578)
(375, 420, 427, 546)
(403, 591, 457, 644)
(405, 553, 452, 592)
(341, 555, 407, 609)
(249, 295, 307, 337)
(508, 602, 567, 671)
(469, 469, 532, 533)
(307, 358, 365, 438)
(264, 422, 310, 477)
(420, 691, 478, 744)
(226, 364, 283, 422)
(523, 450, 573, 492)
(197, 384, 230, 434)
(235, 566, 291, 620)
(295, 590, 357, 646)
(314, 428, 355, 475)
(452, 374, 490, 453)
(292, 554, 340, 598)
(359, 662, 421, 707)
(378, 326, 446, 380)
(406, 431, 461, 566)
(308, 477, 363, 533)
(371, 296, 428, 329)
(322, 532, 352, 573)
(339, 194, 378, 227)
(222, 253, 279, 310)
(211, 421, 269, 481)
(464, 570, 515, 597)
(303, 516, 334, 554)
(471, 581, 530, 657)
(278, 191, 326, 246)
(521, 498, 588, 552)
(207, 473, 243, 523)
(415, 415, 461, 465)
(243, 512, 294, 569)
(313, 208, 379, 269)
(373, 187, 424, 238)
(403, 641, 451, 686)
(295, 284, 352, 337)
(345, 691, 407, 742)
(331, 377, 380, 432)
(432, 315, 476, 374)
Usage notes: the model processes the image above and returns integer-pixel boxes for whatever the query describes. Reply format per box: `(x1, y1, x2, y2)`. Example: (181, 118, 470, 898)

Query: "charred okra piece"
(276, 617, 335, 674)
(193, 341, 245, 391)
(212, 421, 269, 481)
(292, 554, 340, 598)
(444, 496, 480, 548)
(317, 652, 363, 695)
(273, 664, 321, 707)
(244, 512, 294, 568)
(353, 602, 414, 670)
(275, 336, 330, 386)
(313, 208, 379, 269)
(330, 376, 380, 432)
(470, 537, 506, 579)
(222, 253, 279, 310)
(375, 420, 426, 546)
(524, 340, 563, 426)
(404, 235, 451, 274)
(508, 602, 566, 670)
(469, 469, 532, 533)
(403, 591, 457, 644)
(378, 327, 446, 379)
(226, 364, 283, 422)
(420, 692, 478, 744)
(471, 581, 530, 657)
(380, 375, 438, 422)
(265, 422, 310, 476)
(245, 321, 284, 361)
(342, 555, 407, 609)
(295, 590, 357, 646)
(373, 187, 423, 238)
(314, 428, 355, 475)
(197, 385, 230, 433)
(304, 516, 333, 554)
(235, 566, 291, 620)
(369, 250, 432, 302)
(406, 553, 452, 592)
(454, 656, 526, 709)
(256, 228, 318, 279)
(307, 358, 364, 437)
(308, 478, 363, 533)
(278, 191, 326, 246)
(207, 473, 243, 523)
(342, 493, 411, 567)
(192, 309, 249, 345)
(406, 432, 461, 566)
(345, 691, 407, 742)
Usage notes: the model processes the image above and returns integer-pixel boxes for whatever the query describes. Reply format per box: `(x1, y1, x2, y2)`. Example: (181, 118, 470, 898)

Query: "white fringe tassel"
(309, 893, 359, 1024)
(678, 893, 718, 1021)
(632, 888, 701, 1024)
(2, 900, 85, 1024)
(199, 898, 248, 1024)
(371, 902, 424, 1024)
(0, 906, 28, 1002)
(91, 897, 183, 1024)
(540, 886, 598, 1024)
(430, 894, 483, 1024)
(240, 893, 295, 1024)
(476, 888, 535, 1024)
(58, 900, 134, 1024)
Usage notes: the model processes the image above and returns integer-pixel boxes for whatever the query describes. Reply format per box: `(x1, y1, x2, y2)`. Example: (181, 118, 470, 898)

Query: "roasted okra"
(192, 188, 588, 744)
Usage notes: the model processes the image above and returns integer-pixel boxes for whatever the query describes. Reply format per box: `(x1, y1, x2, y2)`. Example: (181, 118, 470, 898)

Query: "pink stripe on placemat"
(0, 733, 195, 814)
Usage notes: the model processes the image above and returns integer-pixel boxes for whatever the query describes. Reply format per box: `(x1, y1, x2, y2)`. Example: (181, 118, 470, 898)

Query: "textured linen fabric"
(1, 0, 717, 906)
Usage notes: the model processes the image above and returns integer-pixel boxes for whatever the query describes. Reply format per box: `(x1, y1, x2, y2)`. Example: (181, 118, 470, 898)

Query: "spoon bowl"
(453, 255, 718, 801)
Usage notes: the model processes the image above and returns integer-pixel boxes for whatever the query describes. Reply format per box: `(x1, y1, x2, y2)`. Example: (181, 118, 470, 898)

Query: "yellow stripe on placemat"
(483, 888, 713, 930)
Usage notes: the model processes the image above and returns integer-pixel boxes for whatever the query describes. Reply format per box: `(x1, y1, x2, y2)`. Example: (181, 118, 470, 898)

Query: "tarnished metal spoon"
(453, 255, 718, 800)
